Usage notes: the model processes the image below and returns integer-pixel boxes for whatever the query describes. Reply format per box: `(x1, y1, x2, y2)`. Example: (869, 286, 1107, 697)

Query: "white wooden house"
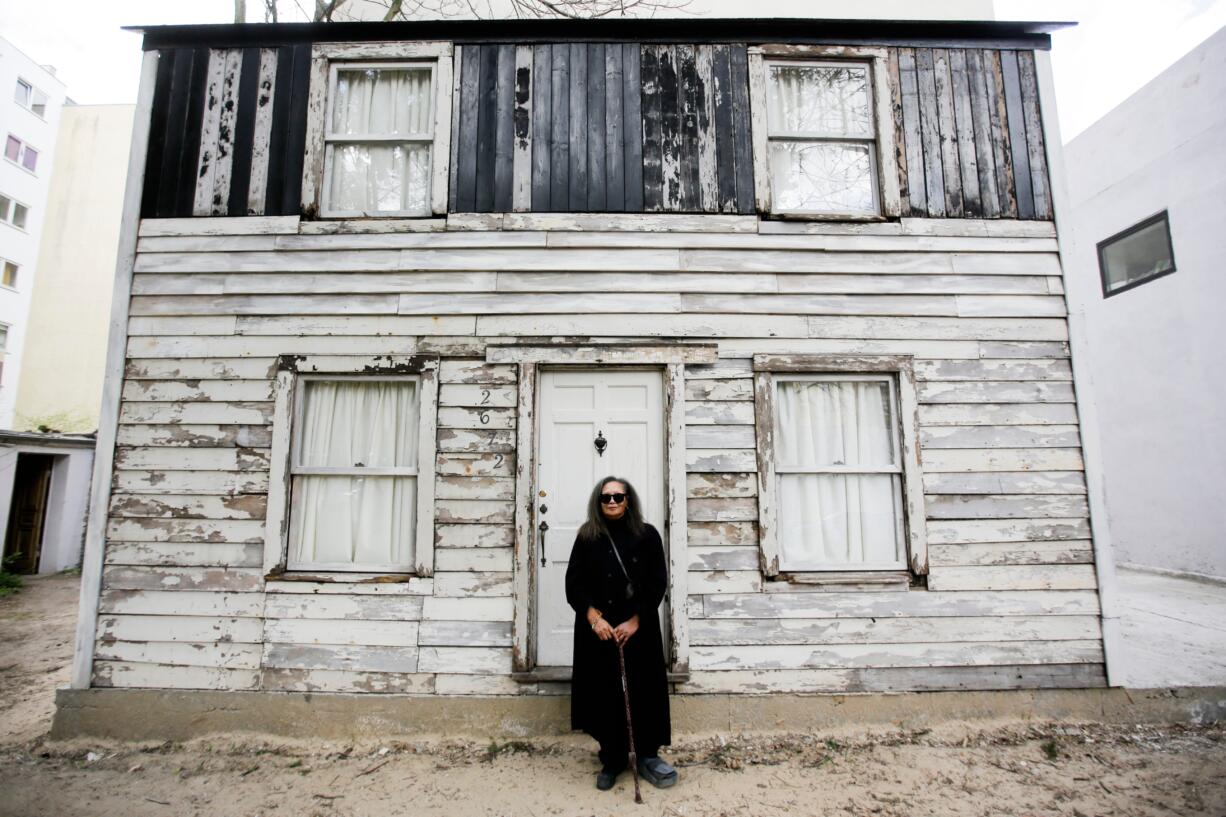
(65, 17, 1116, 718)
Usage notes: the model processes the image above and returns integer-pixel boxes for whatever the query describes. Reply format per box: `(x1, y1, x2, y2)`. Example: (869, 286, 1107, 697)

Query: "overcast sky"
(3, 0, 1224, 141)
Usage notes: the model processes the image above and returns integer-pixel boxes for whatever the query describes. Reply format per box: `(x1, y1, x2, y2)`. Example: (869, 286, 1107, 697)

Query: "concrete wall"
(1064, 27, 1226, 579)
(14, 105, 132, 433)
(0, 37, 67, 428)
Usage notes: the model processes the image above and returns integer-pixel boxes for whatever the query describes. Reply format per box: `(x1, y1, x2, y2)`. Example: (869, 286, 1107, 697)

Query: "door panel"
(535, 370, 665, 667)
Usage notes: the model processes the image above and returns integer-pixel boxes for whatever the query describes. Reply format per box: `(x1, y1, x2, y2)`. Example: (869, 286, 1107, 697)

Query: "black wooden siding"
(449, 43, 755, 214)
(141, 45, 311, 218)
(890, 47, 1052, 220)
(138, 38, 1052, 221)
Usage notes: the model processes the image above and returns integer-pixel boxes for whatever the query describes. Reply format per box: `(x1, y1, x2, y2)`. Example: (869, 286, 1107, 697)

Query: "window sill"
(766, 211, 887, 223)
(265, 571, 427, 587)
(766, 570, 911, 592)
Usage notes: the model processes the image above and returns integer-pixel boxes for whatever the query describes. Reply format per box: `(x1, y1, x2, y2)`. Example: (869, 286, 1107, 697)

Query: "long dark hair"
(577, 475, 645, 543)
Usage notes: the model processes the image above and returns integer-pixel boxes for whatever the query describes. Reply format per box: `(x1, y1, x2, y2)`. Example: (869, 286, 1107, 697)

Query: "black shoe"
(637, 756, 678, 788)
(596, 765, 622, 790)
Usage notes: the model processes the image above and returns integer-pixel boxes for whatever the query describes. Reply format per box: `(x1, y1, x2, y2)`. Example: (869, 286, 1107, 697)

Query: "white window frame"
(4, 134, 39, 174)
(753, 355, 927, 580)
(14, 78, 48, 118)
(0, 193, 30, 231)
(748, 45, 901, 221)
(301, 41, 454, 219)
(264, 355, 439, 578)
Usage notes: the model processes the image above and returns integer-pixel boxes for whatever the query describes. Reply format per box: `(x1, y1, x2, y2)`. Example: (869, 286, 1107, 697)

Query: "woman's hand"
(588, 607, 614, 641)
(612, 614, 639, 646)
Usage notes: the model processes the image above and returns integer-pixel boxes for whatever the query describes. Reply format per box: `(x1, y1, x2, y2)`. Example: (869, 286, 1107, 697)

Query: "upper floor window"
(2, 259, 17, 289)
(766, 61, 877, 216)
(749, 46, 901, 221)
(14, 79, 48, 117)
(1097, 210, 1176, 297)
(4, 135, 39, 173)
(324, 63, 435, 216)
(0, 194, 29, 230)
(303, 42, 454, 219)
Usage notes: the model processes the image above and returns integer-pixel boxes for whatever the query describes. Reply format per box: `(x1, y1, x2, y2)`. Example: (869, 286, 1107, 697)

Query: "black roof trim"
(129, 18, 1069, 52)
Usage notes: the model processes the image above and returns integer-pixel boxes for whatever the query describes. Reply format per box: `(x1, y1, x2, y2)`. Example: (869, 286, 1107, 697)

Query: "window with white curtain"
(322, 62, 436, 217)
(287, 377, 422, 572)
(765, 60, 879, 216)
(772, 375, 905, 571)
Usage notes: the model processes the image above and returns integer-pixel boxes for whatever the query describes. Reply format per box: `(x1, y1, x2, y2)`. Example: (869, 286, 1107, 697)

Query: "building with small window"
(1064, 25, 1226, 582)
(0, 37, 67, 429)
(57, 17, 1120, 736)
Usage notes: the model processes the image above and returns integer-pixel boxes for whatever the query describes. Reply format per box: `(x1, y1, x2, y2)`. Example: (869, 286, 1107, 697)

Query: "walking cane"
(616, 639, 644, 804)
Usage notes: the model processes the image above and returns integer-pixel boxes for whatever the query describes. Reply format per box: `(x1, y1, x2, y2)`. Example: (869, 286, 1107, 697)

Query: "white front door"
(535, 369, 665, 667)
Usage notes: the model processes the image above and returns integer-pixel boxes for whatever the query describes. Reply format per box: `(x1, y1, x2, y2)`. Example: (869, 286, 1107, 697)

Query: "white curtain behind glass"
(328, 68, 432, 213)
(291, 380, 419, 569)
(776, 380, 901, 568)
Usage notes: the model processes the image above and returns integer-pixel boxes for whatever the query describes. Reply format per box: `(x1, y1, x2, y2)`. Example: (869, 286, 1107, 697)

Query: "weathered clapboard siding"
(95, 208, 1103, 695)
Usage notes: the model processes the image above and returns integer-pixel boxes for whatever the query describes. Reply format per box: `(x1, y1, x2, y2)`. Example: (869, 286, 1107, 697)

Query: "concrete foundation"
(51, 687, 1226, 742)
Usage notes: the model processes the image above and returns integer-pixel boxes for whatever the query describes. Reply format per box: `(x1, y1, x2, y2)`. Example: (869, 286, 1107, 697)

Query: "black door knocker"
(594, 430, 607, 457)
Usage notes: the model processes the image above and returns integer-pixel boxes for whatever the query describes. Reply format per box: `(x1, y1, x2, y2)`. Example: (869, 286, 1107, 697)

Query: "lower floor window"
(288, 378, 421, 572)
(774, 376, 905, 570)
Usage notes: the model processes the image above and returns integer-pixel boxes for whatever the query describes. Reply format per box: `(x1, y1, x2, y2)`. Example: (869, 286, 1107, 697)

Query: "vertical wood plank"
(949, 49, 981, 217)
(277, 43, 312, 217)
(297, 48, 329, 217)
(154, 49, 192, 217)
(475, 44, 499, 212)
(448, 45, 463, 213)
(511, 362, 535, 672)
(696, 45, 719, 213)
(1000, 49, 1035, 219)
(986, 50, 1019, 218)
(141, 49, 175, 218)
(915, 48, 946, 218)
(263, 370, 294, 574)
(245, 48, 277, 216)
(586, 42, 607, 211)
(512, 45, 533, 212)
(550, 44, 570, 210)
(897, 48, 927, 217)
(729, 44, 755, 214)
(192, 50, 225, 217)
(262, 45, 295, 217)
(415, 364, 439, 578)
(455, 45, 481, 213)
(493, 44, 516, 212)
(886, 49, 910, 215)
(676, 44, 701, 212)
(753, 371, 779, 576)
(432, 46, 454, 217)
(665, 362, 690, 675)
(871, 52, 903, 217)
(933, 49, 963, 217)
(171, 47, 211, 217)
(226, 47, 260, 216)
(568, 42, 589, 210)
(622, 43, 644, 212)
(640, 45, 663, 211)
(530, 44, 552, 211)
(604, 44, 626, 212)
(711, 44, 737, 212)
(965, 48, 1000, 218)
(211, 48, 244, 215)
(1018, 50, 1052, 220)
(658, 45, 682, 210)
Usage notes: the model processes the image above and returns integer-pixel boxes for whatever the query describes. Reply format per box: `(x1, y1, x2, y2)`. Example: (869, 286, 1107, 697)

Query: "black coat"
(565, 519, 671, 752)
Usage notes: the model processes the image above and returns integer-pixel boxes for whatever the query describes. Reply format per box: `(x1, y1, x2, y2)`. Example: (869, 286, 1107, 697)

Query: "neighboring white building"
(1064, 26, 1226, 581)
(15, 104, 131, 433)
(0, 37, 67, 429)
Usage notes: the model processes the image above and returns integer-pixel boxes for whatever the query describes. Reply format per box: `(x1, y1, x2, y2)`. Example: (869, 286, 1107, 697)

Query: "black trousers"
(598, 731, 660, 770)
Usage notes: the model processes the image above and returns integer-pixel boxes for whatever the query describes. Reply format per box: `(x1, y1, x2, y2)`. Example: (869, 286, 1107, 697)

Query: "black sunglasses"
(599, 493, 627, 505)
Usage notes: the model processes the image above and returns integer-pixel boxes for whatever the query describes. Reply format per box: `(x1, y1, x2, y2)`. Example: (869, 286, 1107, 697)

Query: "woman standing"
(565, 476, 678, 791)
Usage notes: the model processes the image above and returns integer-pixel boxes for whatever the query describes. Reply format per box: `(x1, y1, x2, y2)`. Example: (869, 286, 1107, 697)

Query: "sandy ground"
(2, 574, 1225, 817)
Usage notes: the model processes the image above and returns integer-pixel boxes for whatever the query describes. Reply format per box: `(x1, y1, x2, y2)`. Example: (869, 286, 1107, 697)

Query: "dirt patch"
(2, 574, 1225, 816)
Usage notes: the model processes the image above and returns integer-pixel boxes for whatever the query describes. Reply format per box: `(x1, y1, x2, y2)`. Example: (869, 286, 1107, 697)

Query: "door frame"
(490, 344, 717, 677)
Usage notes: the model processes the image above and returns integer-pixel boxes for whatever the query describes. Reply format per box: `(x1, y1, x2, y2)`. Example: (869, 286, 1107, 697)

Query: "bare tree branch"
(256, 0, 690, 23)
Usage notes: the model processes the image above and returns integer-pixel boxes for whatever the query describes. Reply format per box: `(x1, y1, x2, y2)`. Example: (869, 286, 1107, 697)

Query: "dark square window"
(1097, 211, 1176, 297)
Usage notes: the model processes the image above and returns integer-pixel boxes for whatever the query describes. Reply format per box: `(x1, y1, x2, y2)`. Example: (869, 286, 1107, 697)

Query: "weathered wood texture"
(893, 48, 1049, 220)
